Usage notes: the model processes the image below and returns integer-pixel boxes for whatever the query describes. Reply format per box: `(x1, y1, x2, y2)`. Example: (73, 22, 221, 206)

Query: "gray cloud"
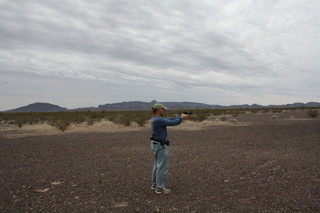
(1, 0, 320, 110)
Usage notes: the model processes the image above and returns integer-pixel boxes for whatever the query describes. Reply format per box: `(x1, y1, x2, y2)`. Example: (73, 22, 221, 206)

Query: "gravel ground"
(1, 111, 320, 212)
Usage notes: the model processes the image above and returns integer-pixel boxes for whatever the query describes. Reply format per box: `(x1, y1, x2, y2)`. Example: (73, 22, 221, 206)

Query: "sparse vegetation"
(1, 106, 319, 131)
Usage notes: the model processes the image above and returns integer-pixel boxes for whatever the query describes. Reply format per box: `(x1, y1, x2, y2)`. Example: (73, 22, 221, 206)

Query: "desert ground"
(1, 110, 320, 212)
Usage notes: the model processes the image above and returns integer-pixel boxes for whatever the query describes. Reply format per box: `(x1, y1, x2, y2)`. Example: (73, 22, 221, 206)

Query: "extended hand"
(181, 114, 189, 119)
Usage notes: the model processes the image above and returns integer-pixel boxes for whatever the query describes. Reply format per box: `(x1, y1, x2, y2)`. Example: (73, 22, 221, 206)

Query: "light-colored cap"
(152, 103, 168, 110)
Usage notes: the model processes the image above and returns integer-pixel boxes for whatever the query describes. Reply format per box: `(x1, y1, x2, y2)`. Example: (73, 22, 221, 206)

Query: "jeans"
(151, 141, 168, 190)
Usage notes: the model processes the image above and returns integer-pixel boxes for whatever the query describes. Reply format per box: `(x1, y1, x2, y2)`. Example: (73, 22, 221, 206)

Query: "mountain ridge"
(3, 101, 320, 112)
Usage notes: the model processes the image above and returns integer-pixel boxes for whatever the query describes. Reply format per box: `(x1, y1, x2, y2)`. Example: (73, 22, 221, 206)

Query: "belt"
(150, 138, 170, 146)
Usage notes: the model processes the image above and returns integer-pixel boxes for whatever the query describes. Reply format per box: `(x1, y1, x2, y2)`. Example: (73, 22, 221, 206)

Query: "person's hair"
(152, 108, 158, 114)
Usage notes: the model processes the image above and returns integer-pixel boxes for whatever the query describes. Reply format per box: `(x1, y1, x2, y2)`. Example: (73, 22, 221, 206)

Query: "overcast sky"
(1, 0, 320, 111)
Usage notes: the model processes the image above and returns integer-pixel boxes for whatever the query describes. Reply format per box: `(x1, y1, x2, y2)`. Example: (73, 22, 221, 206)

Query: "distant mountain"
(98, 101, 156, 111)
(69, 107, 99, 112)
(5, 102, 68, 112)
(3, 101, 320, 112)
(97, 100, 220, 111)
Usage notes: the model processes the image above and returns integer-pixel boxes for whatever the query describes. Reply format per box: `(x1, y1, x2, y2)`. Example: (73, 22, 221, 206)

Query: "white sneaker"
(155, 188, 171, 194)
(151, 184, 157, 190)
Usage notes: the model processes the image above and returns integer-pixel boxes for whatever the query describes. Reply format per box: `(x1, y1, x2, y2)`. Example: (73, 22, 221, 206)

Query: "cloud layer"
(1, 0, 320, 110)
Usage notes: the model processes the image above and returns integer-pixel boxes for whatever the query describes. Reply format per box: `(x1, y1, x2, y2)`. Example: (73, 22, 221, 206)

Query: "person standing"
(150, 103, 189, 194)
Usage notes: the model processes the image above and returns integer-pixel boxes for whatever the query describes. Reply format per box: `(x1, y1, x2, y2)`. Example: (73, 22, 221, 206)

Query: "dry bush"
(50, 119, 70, 132)
(307, 109, 319, 118)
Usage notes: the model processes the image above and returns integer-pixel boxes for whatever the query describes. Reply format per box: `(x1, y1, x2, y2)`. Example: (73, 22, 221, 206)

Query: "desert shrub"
(262, 108, 269, 113)
(189, 111, 209, 122)
(109, 113, 132, 126)
(133, 112, 150, 126)
(307, 109, 319, 118)
(13, 113, 41, 128)
(249, 109, 258, 114)
(87, 119, 95, 126)
(87, 111, 106, 120)
(72, 114, 87, 125)
(119, 115, 132, 126)
(231, 110, 240, 117)
(48, 112, 85, 131)
(210, 109, 224, 116)
(51, 119, 70, 132)
(195, 113, 209, 122)
(47, 111, 107, 129)
(107, 114, 117, 123)
(38, 113, 50, 123)
(272, 108, 282, 113)
(135, 117, 148, 126)
(15, 117, 29, 128)
(108, 111, 151, 127)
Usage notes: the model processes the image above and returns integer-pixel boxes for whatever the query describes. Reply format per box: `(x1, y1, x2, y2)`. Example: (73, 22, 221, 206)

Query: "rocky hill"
(97, 100, 221, 111)
(5, 103, 68, 112)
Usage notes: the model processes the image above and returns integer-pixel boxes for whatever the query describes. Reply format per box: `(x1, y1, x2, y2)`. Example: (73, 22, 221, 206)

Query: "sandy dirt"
(1, 111, 320, 212)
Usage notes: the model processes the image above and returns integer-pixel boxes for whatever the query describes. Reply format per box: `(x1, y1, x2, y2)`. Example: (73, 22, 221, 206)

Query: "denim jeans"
(151, 141, 168, 190)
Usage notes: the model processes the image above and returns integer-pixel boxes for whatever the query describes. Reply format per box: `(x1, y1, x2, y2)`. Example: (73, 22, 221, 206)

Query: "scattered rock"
(35, 188, 50, 193)
(114, 202, 128, 207)
(51, 181, 63, 185)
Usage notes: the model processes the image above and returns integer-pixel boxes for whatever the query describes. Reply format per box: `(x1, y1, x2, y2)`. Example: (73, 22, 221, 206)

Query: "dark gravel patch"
(1, 115, 320, 212)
